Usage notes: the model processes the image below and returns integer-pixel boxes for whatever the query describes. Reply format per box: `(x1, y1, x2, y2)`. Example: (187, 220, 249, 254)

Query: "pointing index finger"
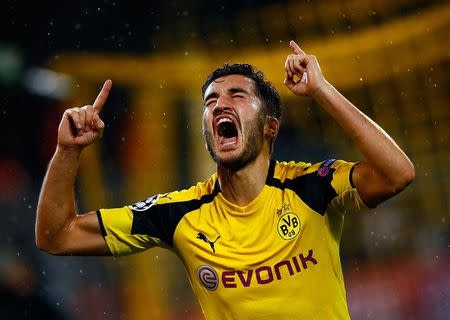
(93, 79, 112, 114)
(289, 40, 305, 55)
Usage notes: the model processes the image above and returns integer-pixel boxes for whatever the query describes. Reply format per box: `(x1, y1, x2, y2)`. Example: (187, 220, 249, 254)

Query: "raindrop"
(185, 52, 189, 56)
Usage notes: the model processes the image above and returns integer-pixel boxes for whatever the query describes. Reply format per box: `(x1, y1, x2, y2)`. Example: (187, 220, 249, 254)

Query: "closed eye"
(205, 99, 217, 108)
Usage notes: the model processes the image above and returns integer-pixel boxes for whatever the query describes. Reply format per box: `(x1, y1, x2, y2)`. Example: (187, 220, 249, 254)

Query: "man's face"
(202, 74, 266, 170)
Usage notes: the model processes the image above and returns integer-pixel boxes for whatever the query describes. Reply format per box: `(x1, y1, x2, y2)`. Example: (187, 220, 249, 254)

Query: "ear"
(265, 117, 279, 139)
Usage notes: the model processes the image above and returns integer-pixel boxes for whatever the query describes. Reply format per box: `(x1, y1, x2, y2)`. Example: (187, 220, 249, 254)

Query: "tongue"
(219, 135, 238, 147)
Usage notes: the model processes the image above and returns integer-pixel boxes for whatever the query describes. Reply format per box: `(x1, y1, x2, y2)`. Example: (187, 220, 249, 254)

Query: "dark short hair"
(201, 63, 281, 120)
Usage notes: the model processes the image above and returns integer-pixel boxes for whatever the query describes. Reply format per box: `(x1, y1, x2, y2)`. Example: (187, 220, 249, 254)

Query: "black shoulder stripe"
(267, 168, 337, 215)
(131, 183, 220, 247)
(265, 159, 276, 185)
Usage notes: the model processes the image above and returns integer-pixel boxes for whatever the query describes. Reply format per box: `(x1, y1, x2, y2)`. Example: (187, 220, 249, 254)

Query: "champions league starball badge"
(129, 194, 161, 212)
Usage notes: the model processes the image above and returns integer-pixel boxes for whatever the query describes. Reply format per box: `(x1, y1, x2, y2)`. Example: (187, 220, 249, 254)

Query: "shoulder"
(269, 159, 350, 215)
(130, 174, 218, 211)
(273, 160, 312, 181)
(273, 159, 351, 180)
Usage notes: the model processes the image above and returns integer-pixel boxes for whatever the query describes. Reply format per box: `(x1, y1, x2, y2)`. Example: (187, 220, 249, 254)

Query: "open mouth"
(215, 116, 239, 149)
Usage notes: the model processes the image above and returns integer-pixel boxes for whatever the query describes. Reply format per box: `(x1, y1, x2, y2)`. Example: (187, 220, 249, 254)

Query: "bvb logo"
(277, 212, 301, 240)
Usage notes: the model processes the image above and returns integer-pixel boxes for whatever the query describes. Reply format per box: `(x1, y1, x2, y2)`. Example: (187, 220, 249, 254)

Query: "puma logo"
(196, 232, 220, 253)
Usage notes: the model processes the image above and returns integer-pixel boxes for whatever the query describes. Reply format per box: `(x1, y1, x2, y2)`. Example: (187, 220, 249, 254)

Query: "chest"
(174, 188, 325, 271)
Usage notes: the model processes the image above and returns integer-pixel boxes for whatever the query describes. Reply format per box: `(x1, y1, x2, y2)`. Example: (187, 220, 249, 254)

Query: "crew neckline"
(213, 159, 276, 215)
(216, 185, 272, 215)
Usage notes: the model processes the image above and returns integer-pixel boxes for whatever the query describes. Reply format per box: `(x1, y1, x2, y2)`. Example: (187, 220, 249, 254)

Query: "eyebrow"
(203, 91, 219, 103)
(203, 87, 249, 103)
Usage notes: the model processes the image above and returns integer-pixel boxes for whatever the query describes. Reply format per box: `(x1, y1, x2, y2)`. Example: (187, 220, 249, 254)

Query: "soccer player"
(36, 41, 415, 319)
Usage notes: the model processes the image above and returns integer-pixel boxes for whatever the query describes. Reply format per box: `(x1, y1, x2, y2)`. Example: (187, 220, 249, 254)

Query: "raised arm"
(284, 41, 415, 207)
(36, 80, 112, 255)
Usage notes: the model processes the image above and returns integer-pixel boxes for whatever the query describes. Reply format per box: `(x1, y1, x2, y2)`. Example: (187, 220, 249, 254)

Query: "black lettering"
(255, 266, 273, 284)
(299, 249, 317, 269)
(292, 256, 301, 272)
(282, 215, 291, 226)
(274, 260, 294, 280)
(237, 270, 253, 287)
(222, 271, 237, 288)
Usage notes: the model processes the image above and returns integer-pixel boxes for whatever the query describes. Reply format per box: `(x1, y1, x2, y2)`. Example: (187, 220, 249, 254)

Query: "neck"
(217, 153, 271, 206)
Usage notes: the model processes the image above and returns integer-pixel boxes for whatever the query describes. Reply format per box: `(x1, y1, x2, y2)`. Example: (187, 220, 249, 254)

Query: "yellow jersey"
(97, 159, 365, 319)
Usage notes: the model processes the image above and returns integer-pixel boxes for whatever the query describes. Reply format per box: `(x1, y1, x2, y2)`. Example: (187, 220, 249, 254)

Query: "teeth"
(218, 118, 232, 125)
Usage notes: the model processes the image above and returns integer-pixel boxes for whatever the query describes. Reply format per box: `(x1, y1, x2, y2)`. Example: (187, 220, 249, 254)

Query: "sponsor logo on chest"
(197, 249, 318, 290)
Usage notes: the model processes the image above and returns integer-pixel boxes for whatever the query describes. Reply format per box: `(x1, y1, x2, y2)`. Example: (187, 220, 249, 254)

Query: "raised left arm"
(284, 41, 415, 207)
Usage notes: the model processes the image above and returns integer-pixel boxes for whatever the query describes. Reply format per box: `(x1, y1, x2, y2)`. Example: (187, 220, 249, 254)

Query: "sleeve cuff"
(96, 210, 107, 237)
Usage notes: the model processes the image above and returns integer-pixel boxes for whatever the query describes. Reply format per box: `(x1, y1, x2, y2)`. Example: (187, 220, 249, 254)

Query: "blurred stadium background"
(0, 0, 449, 319)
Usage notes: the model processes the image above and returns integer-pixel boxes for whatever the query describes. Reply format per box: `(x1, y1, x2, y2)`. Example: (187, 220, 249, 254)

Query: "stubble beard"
(203, 116, 265, 171)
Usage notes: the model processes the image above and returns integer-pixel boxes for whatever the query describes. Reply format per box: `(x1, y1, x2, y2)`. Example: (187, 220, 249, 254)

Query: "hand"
(284, 40, 327, 97)
(57, 80, 112, 151)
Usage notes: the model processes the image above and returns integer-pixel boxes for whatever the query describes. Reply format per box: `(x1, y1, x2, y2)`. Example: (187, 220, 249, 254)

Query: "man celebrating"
(36, 41, 414, 319)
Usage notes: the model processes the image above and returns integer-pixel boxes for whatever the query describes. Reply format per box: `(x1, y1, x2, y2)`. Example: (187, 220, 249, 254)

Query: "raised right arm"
(36, 80, 112, 255)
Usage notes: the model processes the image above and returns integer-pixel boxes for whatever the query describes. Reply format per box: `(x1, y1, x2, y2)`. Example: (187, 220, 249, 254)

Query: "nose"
(212, 96, 233, 117)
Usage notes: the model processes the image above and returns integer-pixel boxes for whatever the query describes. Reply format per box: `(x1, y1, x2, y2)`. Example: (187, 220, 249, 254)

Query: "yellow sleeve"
(328, 160, 366, 214)
(97, 201, 169, 256)
(96, 186, 210, 256)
